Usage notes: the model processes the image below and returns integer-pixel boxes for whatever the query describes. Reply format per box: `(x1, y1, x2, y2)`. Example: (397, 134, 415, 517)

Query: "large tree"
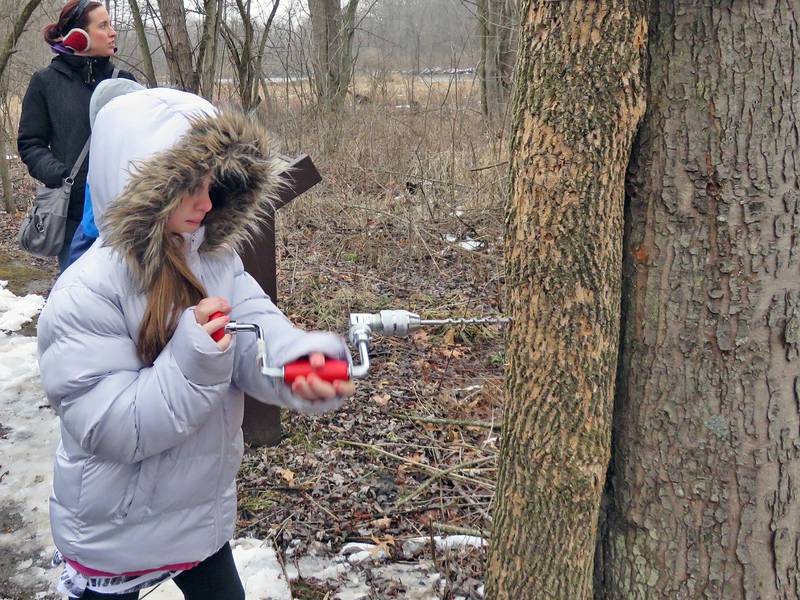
(486, 1, 647, 598)
(156, 0, 198, 92)
(598, 1, 800, 598)
(308, 0, 359, 110)
(127, 0, 157, 87)
(149, 0, 221, 98)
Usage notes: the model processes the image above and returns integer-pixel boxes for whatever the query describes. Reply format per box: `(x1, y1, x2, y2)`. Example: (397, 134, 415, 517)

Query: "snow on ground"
(0, 283, 479, 599)
(444, 234, 484, 251)
(0, 281, 44, 331)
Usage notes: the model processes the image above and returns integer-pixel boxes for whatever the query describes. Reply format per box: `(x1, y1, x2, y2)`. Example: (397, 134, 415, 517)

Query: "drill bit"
(418, 316, 511, 327)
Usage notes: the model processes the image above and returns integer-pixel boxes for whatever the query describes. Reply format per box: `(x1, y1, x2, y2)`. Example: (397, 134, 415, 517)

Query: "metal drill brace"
(218, 309, 509, 383)
(346, 308, 510, 375)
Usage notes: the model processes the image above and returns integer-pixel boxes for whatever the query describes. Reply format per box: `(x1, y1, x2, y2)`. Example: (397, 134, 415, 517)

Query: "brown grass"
(257, 74, 510, 330)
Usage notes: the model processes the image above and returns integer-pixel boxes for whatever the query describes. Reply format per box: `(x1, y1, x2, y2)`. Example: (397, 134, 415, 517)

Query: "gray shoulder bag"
(18, 138, 91, 257)
(18, 67, 119, 257)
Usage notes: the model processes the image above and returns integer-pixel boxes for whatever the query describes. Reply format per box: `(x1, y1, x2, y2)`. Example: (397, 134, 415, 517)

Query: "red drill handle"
(209, 311, 228, 342)
(207, 312, 350, 383)
(283, 359, 350, 383)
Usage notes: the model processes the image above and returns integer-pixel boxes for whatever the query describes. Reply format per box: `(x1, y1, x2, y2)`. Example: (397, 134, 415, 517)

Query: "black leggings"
(73, 542, 245, 600)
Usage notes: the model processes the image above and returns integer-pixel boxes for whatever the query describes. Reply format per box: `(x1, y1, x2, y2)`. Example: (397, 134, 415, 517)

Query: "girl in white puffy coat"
(37, 86, 355, 599)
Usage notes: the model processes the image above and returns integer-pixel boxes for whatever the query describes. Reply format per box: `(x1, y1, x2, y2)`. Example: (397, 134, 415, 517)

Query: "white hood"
(87, 88, 216, 236)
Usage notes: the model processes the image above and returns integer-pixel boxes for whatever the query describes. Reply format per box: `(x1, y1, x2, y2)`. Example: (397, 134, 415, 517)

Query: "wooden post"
(240, 154, 322, 447)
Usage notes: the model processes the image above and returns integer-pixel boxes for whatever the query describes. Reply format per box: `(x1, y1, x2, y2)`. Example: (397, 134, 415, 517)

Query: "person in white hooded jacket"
(36, 86, 355, 599)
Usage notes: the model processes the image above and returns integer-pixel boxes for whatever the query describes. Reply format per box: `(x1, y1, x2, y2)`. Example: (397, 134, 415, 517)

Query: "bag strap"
(66, 67, 121, 183)
(66, 138, 91, 182)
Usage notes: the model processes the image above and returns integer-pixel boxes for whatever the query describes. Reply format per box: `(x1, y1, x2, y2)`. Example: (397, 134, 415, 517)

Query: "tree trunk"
(478, 0, 491, 116)
(197, 0, 222, 100)
(485, 1, 647, 599)
(308, 0, 359, 111)
(479, 0, 518, 121)
(220, 0, 279, 109)
(0, 0, 45, 79)
(127, 0, 158, 87)
(0, 132, 13, 214)
(600, 1, 800, 598)
(251, 0, 280, 108)
(0, 0, 44, 216)
(156, 0, 198, 92)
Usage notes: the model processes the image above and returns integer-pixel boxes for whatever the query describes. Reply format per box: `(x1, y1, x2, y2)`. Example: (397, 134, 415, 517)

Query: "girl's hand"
(291, 352, 356, 401)
(195, 297, 232, 351)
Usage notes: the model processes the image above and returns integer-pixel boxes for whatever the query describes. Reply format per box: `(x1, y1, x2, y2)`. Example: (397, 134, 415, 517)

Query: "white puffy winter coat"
(37, 88, 347, 573)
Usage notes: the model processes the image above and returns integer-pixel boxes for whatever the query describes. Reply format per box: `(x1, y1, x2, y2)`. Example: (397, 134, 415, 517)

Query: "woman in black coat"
(17, 0, 135, 272)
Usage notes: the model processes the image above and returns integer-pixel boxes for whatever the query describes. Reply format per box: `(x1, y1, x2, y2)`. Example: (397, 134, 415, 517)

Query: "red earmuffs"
(62, 27, 91, 53)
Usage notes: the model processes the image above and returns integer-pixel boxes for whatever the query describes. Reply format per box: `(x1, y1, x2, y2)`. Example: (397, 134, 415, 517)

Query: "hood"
(88, 88, 281, 290)
(89, 78, 146, 128)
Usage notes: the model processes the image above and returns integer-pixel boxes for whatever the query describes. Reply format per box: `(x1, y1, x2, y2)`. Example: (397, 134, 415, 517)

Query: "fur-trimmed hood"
(87, 88, 281, 290)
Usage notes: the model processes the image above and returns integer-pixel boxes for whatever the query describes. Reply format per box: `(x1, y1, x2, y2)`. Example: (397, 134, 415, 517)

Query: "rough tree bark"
(485, 1, 647, 598)
(308, 0, 359, 110)
(156, 0, 198, 92)
(599, 1, 800, 598)
(478, 0, 518, 121)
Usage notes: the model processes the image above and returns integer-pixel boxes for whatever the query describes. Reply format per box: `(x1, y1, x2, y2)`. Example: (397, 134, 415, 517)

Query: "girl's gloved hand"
(291, 352, 356, 401)
(195, 297, 232, 351)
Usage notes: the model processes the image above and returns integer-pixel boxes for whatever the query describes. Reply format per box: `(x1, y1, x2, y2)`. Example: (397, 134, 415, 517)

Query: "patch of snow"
(339, 542, 387, 565)
(435, 535, 487, 551)
(459, 239, 483, 251)
(442, 235, 484, 251)
(0, 293, 60, 595)
(339, 542, 376, 555)
(0, 280, 45, 332)
(235, 539, 293, 600)
(450, 206, 465, 217)
(402, 535, 488, 553)
(286, 555, 349, 582)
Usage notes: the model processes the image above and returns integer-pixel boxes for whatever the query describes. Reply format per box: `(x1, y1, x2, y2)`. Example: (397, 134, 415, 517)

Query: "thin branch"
(396, 456, 494, 507)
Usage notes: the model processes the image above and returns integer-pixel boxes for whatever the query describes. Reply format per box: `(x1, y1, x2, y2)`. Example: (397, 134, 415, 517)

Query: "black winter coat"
(17, 54, 135, 221)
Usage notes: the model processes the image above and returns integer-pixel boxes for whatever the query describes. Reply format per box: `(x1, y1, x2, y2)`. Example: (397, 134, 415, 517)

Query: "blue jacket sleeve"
(81, 184, 99, 237)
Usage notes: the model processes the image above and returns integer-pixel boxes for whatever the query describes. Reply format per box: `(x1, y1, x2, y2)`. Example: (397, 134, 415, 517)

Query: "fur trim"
(102, 109, 283, 291)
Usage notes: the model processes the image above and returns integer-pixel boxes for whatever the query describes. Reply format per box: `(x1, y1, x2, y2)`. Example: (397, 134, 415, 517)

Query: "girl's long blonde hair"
(137, 233, 207, 364)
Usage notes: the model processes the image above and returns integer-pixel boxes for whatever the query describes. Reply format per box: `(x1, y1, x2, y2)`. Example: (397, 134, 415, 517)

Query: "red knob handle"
(209, 311, 228, 342)
(283, 359, 350, 383)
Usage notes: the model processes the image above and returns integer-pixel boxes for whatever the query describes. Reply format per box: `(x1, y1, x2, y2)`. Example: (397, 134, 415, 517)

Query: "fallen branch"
(452, 479, 492, 523)
(432, 522, 489, 538)
(303, 492, 341, 523)
(338, 440, 494, 489)
(396, 456, 494, 507)
(395, 413, 502, 430)
(468, 160, 508, 173)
